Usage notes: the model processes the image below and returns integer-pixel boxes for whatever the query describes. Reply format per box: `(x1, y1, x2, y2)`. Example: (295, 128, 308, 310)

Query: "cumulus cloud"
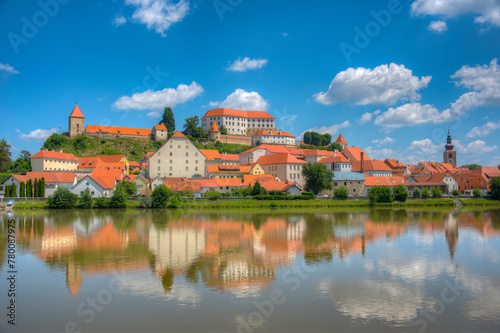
(297, 121, 350, 141)
(277, 114, 297, 131)
(147, 111, 161, 118)
(374, 103, 441, 129)
(114, 81, 203, 110)
(428, 20, 447, 33)
(358, 110, 380, 124)
(314, 63, 431, 106)
(0, 63, 19, 74)
(408, 138, 442, 155)
(125, 0, 189, 36)
(227, 57, 268, 72)
(411, 0, 500, 27)
(17, 128, 57, 141)
(467, 121, 500, 138)
(372, 137, 395, 146)
(113, 14, 127, 26)
(208, 89, 269, 111)
(455, 140, 498, 155)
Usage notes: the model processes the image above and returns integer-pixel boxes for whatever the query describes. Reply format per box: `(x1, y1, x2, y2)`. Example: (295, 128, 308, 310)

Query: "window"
(158, 152, 160, 156)
(158, 166, 160, 171)
(186, 160, 189, 164)
(170, 160, 172, 164)
(195, 160, 198, 164)
(178, 145, 181, 149)
(170, 145, 172, 148)
(169, 166, 172, 171)
(195, 152, 198, 157)
(91, 191, 94, 195)
(186, 167, 188, 171)
(157, 173, 160, 176)
(86, 182, 89, 186)
(158, 159, 160, 163)
(170, 152, 172, 156)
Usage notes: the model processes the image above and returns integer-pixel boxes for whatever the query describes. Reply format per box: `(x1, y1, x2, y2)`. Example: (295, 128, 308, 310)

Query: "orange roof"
(342, 146, 370, 162)
(242, 174, 276, 186)
(252, 130, 294, 138)
(219, 154, 239, 161)
(242, 144, 290, 154)
(163, 179, 202, 193)
(209, 121, 220, 132)
(11, 175, 30, 183)
(88, 175, 116, 190)
(96, 155, 125, 163)
(202, 108, 275, 119)
(256, 153, 306, 165)
(259, 180, 299, 192)
(26, 172, 76, 183)
(365, 176, 405, 186)
(194, 179, 218, 188)
(91, 167, 123, 181)
(170, 131, 187, 138)
(352, 160, 392, 172)
(301, 149, 335, 157)
(319, 155, 350, 164)
(143, 152, 154, 159)
(385, 159, 406, 169)
(69, 104, 85, 118)
(129, 161, 140, 168)
(154, 124, 167, 130)
(200, 149, 221, 160)
(335, 134, 347, 145)
(206, 165, 251, 173)
(478, 167, 500, 179)
(214, 178, 243, 187)
(85, 125, 151, 136)
(30, 150, 78, 162)
(79, 156, 102, 169)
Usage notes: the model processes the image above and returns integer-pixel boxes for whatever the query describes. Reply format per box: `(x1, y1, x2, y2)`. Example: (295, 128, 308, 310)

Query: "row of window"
(44, 159, 77, 164)
(158, 159, 199, 164)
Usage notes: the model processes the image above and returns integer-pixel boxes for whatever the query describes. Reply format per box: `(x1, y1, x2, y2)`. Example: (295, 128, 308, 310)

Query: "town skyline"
(1, 1, 499, 166)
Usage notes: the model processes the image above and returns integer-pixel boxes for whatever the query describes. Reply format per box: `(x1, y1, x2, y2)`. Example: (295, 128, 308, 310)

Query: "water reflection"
(1, 208, 499, 332)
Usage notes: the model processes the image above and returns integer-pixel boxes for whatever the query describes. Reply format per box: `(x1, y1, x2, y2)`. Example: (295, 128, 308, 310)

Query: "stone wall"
(219, 134, 252, 146)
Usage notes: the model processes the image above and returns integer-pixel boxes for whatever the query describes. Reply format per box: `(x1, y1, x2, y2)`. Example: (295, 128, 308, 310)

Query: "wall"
(69, 117, 85, 138)
(329, 180, 365, 197)
(218, 134, 252, 146)
(31, 158, 78, 173)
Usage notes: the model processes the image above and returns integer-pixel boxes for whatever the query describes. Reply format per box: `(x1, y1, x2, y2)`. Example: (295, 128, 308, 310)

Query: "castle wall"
(218, 134, 252, 146)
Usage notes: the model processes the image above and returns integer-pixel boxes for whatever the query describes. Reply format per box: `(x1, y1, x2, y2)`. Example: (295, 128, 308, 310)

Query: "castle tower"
(208, 121, 220, 141)
(443, 130, 457, 167)
(69, 104, 85, 138)
(335, 134, 348, 149)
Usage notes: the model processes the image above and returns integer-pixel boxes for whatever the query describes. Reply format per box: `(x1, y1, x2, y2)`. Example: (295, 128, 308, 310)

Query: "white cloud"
(0, 63, 19, 74)
(227, 57, 268, 72)
(358, 110, 380, 124)
(467, 120, 500, 138)
(411, 0, 500, 27)
(277, 114, 297, 131)
(408, 138, 442, 155)
(314, 63, 431, 106)
(125, 0, 189, 36)
(428, 20, 447, 33)
(455, 139, 498, 155)
(113, 14, 127, 26)
(17, 128, 57, 141)
(372, 137, 395, 146)
(114, 81, 203, 110)
(208, 89, 269, 111)
(147, 111, 161, 118)
(374, 103, 441, 129)
(364, 147, 398, 161)
(491, 156, 500, 166)
(297, 121, 350, 141)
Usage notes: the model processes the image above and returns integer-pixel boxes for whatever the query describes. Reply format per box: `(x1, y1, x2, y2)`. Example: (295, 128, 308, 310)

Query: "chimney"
(361, 152, 364, 173)
(59, 149, 63, 153)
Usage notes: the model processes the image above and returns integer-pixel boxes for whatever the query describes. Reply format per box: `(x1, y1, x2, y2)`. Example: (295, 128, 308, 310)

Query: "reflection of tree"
(490, 210, 500, 230)
(393, 209, 408, 223)
(334, 212, 349, 225)
(303, 214, 334, 247)
(369, 209, 393, 223)
(151, 210, 171, 231)
(304, 252, 333, 265)
(48, 209, 78, 226)
(161, 269, 175, 292)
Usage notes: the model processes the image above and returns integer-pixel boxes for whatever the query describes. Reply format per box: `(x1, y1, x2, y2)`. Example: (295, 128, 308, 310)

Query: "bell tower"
(443, 130, 457, 167)
(69, 104, 85, 138)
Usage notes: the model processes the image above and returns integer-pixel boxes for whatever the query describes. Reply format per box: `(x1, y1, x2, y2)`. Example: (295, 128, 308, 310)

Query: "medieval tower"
(443, 130, 457, 167)
(69, 104, 85, 138)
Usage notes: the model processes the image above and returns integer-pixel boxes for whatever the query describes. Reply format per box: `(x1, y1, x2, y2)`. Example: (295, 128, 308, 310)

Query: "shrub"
(182, 190, 195, 197)
(203, 191, 221, 198)
(169, 194, 184, 208)
(139, 195, 153, 208)
(115, 180, 137, 197)
(393, 185, 408, 202)
(452, 189, 460, 196)
(251, 180, 268, 196)
(269, 190, 285, 196)
(490, 177, 500, 200)
(94, 196, 110, 208)
(421, 187, 431, 199)
(334, 186, 349, 199)
(110, 187, 127, 208)
(152, 184, 173, 208)
(4, 185, 11, 197)
(473, 188, 482, 198)
(432, 187, 442, 198)
(368, 186, 393, 204)
(47, 187, 78, 209)
(78, 188, 93, 208)
(10, 183, 17, 198)
(413, 188, 421, 198)
(19, 182, 25, 197)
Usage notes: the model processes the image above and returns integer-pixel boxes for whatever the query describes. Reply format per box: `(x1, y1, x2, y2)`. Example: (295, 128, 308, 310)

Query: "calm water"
(1, 208, 500, 333)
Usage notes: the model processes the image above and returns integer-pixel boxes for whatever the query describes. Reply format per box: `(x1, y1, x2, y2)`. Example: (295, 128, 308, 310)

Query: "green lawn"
(459, 198, 500, 206)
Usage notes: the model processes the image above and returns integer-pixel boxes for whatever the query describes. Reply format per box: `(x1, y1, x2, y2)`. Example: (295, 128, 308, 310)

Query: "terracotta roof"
(242, 144, 290, 154)
(352, 160, 392, 172)
(141, 162, 147, 170)
(143, 152, 154, 159)
(69, 104, 85, 118)
(479, 167, 500, 179)
(170, 131, 187, 138)
(209, 121, 220, 132)
(125, 174, 138, 181)
(164, 179, 201, 193)
(194, 179, 218, 188)
(30, 150, 78, 162)
(242, 174, 276, 186)
(85, 125, 151, 136)
(342, 146, 370, 162)
(96, 155, 126, 163)
(335, 134, 347, 145)
(88, 175, 116, 190)
(214, 178, 243, 187)
(219, 154, 239, 161)
(256, 153, 306, 165)
(129, 161, 140, 168)
(365, 176, 405, 186)
(200, 149, 221, 160)
(301, 149, 335, 157)
(384, 159, 406, 169)
(252, 130, 294, 138)
(26, 172, 76, 183)
(259, 180, 299, 192)
(207, 165, 251, 173)
(11, 175, 30, 183)
(288, 148, 304, 156)
(202, 108, 275, 120)
(154, 124, 167, 130)
(79, 157, 102, 169)
(319, 155, 350, 164)
(91, 167, 123, 181)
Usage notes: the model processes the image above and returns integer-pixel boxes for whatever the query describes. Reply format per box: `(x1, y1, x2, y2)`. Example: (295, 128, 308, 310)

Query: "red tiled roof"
(365, 176, 405, 186)
(252, 130, 294, 138)
(219, 154, 239, 161)
(96, 155, 125, 163)
(209, 121, 220, 132)
(194, 179, 218, 188)
(301, 149, 335, 157)
(256, 153, 306, 165)
(242, 144, 290, 154)
(164, 179, 202, 193)
(69, 104, 85, 118)
(200, 149, 221, 160)
(170, 131, 187, 138)
(352, 160, 392, 172)
(26, 172, 76, 183)
(319, 155, 350, 164)
(214, 178, 243, 187)
(207, 165, 251, 173)
(11, 175, 30, 183)
(88, 175, 116, 190)
(143, 152, 154, 159)
(343, 146, 370, 162)
(129, 161, 140, 168)
(259, 180, 299, 192)
(30, 150, 78, 162)
(85, 125, 151, 136)
(335, 134, 347, 145)
(202, 108, 275, 119)
(79, 157, 102, 169)
(154, 124, 167, 130)
(242, 175, 276, 186)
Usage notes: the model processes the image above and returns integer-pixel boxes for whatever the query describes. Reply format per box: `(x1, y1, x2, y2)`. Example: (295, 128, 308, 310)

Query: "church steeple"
(443, 129, 457, 167)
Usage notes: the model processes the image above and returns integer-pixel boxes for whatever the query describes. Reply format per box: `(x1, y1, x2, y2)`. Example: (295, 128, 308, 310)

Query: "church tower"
(69, 104, 85, 138)
(443, 130, 457, 167)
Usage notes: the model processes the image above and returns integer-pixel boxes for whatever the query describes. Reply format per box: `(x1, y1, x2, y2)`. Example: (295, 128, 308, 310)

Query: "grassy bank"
(459, 198, 500, 207)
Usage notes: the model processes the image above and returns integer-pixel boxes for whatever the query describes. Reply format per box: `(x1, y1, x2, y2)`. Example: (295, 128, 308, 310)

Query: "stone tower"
(443, 130, 457, 167)
(69, 104, 85, 138)
(208, 121, 221, 141)
(335, 134, 348, 149)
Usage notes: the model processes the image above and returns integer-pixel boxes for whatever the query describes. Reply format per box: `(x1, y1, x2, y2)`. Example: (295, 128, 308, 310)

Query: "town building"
(3, 172, 77, 197)
(69, 104, 85, 138)
(29, 149, 79, 173)
(443, 130, 457, 167)
(362, 176, 406, 196)
(327, 172, 366, 197)
(239, 145, 290, 164)
(319, 155, 352, 172)
(123, 174, 150, 195)
(255, 153, 306, 186)
(251, 130, 296, 146)
(201, 108, 276, 135)
(71, 174, 117, 198)
(302, 149, 336, 164)
(335, 134, 348, 150)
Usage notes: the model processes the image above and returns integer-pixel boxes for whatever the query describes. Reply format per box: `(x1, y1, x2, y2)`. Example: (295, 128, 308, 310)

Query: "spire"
(209, 121, 220, 132)
(445, 129, 454, 150)
(335, 134, 347, 145)
(69, 104, 85, 118)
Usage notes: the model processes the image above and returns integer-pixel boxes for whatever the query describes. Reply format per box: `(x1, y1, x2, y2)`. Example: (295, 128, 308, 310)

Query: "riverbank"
(9, 197, 499, 210)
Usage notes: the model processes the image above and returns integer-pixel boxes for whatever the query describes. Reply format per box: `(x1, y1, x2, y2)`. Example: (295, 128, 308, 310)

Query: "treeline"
(4, 178, 45, 198)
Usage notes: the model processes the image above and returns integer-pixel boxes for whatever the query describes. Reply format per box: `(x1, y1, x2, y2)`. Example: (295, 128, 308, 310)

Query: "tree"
(183, 116, 205, 138)
(160, 107, 176, 132)
(220, 128, 228, 135)
(47, 187, 78, 209)
(322, 133, 332, 146)
(34, 178, 39, 197)
(421, 187, 431, 199)
(490, 177, 500, 200)
(152, 184, 173, 208)
(302, 162, 334, 195)
(412, 188, 421, 198)
(115, 180, 137, 197)
(461, 163, 481, 170)
(10, 183, 17, 198)
(4, 185, 11, 197)
(19, 182, 26, 197)
(368, 186, 393, 204)
(0, 139, 12, 172)
(452, 189, 460, 196)
(79, 188, 94, 208)
(393, 185, 408, 202)
(26, 179, 32, 197)
(473, 188, 482, 198)
(251, 180, 268, 196)
(11, 150, 31, 174)
(334, 186, 349, 199)
(432, 186, 442, 198)
(40, 177, 45, 197)
(327, 143, 343, 152)
(110, 187, 127, 208)
(42, 133, 69, 151)
(169, 194, 184, 208)
(303, 131, 331, 147)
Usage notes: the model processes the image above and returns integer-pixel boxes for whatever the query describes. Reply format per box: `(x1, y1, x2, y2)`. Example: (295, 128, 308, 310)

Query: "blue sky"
(1, 0, 499, 166)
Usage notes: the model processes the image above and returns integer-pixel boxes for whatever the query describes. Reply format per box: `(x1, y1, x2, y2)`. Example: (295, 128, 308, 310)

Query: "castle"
(68, 104, 168, 141)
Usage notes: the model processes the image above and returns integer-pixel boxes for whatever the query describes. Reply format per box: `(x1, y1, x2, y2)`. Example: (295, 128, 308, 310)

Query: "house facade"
(201, 108, 276, 135)
(251, 130, 296, 146)
(256, 153, 306, 186)
(71, 175, 116, 198)
(30, 150, 79, 173)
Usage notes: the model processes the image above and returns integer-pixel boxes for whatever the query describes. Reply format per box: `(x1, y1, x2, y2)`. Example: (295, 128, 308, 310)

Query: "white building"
(252, 130, 296, 146)
(71, 175, 116, 198)
(201, 108, 276, 135)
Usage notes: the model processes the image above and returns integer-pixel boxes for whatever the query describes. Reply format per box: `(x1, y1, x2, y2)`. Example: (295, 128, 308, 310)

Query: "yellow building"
(29, 150, 79, 172)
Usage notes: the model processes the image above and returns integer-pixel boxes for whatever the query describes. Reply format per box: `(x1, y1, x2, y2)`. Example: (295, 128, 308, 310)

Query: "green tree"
(42, 133, 69, 151)
(452, 189, 460, 196)
(34, 178, 39, 197)
(11, 150, 31, 174)
(334, 186, 349, 199)
(152, 184, 173, 208)
(302, 162, 334, 195)
(461, 163, 481, 170)
(220, 128, 228, 135)
(321, 133, 332, 146)
(110, 186, 127, 208)
(183, 116, 205, 138)
(182, 190, 194, 197)
(10, 183, 17, 197)
(432, 186, 442, 198)
(19, 182, 26, 197)
(490, 177, 500, 200)
(4, 185, 11, 197)
(0, 139, 12, 172)
(421, 187, 431, 199)
(368, 186, 393, 204)
(160, 107, 176, 132)
(393, 185, 408, 202)
(327, 143, 343, 152)
(473, 188, 482, 198)
(26, 179, 32, 197)
(169, 194, 184, 208)
(47, 187, 78, 209)
(251, 180, 268, 196)
(115, 180, 137, 197)
(303, 132, 312, 145)
(94, 196, 110, 208)
(79, 188, 94, 208)
(203, 191, 221, 198)
(40, 177, 45, 197)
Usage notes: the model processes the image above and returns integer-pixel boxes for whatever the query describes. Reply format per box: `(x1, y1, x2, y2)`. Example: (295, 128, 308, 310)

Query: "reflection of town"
(1, 210, 499, 298)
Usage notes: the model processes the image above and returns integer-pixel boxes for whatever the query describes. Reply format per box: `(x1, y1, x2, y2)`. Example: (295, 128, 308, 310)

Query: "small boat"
(1, 200, 15, 210)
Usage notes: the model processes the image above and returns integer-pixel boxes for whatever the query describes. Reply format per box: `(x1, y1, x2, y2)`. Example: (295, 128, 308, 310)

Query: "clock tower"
(443, 130, 457, 167)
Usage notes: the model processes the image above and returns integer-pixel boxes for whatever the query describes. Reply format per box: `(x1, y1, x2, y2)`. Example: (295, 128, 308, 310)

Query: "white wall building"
(201, 108, 276, 135)
(252, 130, 296, 146)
